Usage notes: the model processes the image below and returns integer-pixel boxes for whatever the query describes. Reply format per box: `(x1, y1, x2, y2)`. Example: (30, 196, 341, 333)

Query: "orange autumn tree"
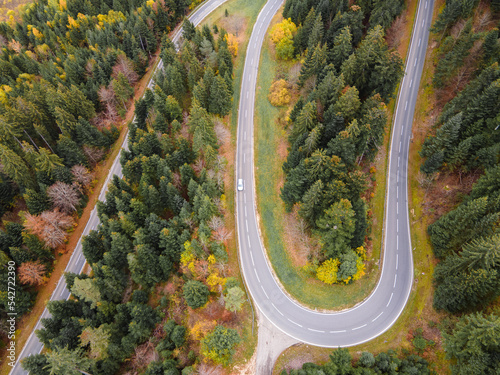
(24, 209, 74, 249)
(18, 260, 47, 285)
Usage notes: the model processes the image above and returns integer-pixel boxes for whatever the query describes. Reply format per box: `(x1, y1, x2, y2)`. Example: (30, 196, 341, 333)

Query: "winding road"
(236, 0, 434, 347)
(9, 1, 228, 373)
(10, 0, 435, 372)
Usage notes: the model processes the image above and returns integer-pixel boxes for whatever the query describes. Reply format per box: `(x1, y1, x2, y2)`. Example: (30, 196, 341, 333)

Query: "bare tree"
(47, 181, 80, 213)
(214, 120, 230, 146)
(208, 216, 224, 232)
(98, 85, 116, 108)
(24, 210, 74, 248)
(213, 226, 232, 242)
(172, 172, 182, 190)
(98, 85, 118, 121)
(71, 165, 93, 191)
(112, 53, 139, 85)
(193, 158, 206, 174)
(18, 261, 46, 285)
(83, 146, 105, 167)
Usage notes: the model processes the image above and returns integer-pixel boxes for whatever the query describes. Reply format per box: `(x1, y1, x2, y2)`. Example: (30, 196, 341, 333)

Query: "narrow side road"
(9, 1, 228, 373)
(236, 0, 434, 348)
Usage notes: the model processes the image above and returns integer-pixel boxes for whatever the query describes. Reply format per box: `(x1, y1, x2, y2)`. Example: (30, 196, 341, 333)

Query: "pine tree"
(428, 196, 497, 258)
(329, 26, 353, 70)
(299, 179, 324, 226)
(209, 75, 232, 116)
(79, 325, 110, 360)
(24, 188, 50, 215)
(333, 86, 361, 121)
(444, 312, 500, 375)
(315, 198, 356, 259)
(291, 101, 317, 143)
(0, 144, 35, 189)
(433, 267, 500, 313)
(71, 278, 101, 308)
(294, 7, 316, 53)
(307, 13, 324, 50)
(111, 72, 134, 110)
(44, 346, 93, 375)
(298, 43, 328, 86)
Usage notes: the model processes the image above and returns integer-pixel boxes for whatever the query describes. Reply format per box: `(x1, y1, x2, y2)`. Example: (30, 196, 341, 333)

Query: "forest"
(19, 16, 243, 374)
(279, 348, 431, 375)
(418, 0, 500, 373)
(0, 0, 193, 323)
(274, 0, 404, 284)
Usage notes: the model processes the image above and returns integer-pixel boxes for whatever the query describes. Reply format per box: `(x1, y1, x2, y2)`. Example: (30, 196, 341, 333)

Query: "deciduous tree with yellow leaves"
(269, 18, 297, 60)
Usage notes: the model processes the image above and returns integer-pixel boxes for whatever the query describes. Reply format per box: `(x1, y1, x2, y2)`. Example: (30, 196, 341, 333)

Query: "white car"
(237, 179, 244, 191)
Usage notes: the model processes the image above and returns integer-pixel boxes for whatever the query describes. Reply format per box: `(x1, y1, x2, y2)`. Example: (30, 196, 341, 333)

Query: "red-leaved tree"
(18, 261, 46, 285)
(24, 210, 74, 248)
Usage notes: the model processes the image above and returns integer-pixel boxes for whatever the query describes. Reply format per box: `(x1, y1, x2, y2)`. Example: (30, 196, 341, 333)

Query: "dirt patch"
(218, 14, 247, 44)
(282, 350, 314, 372)
(234, 347, 257, 375)
(281, 208, 320, 268)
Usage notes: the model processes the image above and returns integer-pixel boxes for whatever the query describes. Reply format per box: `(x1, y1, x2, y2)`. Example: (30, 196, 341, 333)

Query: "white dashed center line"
(352, 324, 367, 331)
(288, 319, 302, 328)
(261, 285, 269, 299)
(387, 292, 394, 307)
(272, 303, 284, 316)
(308, 328, 325, 333)
(254, 268, 260, 283)
(372, 311, 384, 322)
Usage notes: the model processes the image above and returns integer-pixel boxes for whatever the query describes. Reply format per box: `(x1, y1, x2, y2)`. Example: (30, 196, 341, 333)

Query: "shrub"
(183, 280, 209, 309)
(268, 79, 291, 107)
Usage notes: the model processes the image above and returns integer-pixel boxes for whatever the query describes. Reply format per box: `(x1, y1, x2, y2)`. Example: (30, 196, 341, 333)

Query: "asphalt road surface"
(9, 1, 228, 373)
(236, 0, 435, 346)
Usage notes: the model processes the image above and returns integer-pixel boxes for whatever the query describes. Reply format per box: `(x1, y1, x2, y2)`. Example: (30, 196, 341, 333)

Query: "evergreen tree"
(315, 198, 356, 259)
(183, 280, 209, 309)
(329, 26, 353, 70)
(209, 75, 232, 116)
(444, 312, 500, 375)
